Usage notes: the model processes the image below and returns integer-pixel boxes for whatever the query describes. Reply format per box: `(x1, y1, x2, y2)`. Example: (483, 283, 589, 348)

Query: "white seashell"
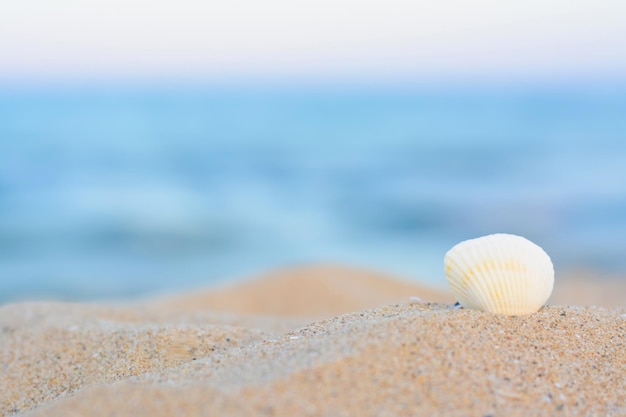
(444, 233, 554, 315)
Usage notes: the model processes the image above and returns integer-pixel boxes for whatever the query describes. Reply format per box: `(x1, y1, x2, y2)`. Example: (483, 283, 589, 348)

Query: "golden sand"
(1, 264, 625, 416)
(147, 264, 452, 317)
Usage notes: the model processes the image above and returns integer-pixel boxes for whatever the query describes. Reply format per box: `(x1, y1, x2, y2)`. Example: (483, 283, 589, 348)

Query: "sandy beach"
(2, 264, 625, 416)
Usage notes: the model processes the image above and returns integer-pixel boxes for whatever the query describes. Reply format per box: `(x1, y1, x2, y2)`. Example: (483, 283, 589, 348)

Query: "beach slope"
(1, 265, 625, 416)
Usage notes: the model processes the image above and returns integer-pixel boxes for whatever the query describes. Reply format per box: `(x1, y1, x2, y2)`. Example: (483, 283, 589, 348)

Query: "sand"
(148, 264, 453, 317)
(1, 264, 625, 417)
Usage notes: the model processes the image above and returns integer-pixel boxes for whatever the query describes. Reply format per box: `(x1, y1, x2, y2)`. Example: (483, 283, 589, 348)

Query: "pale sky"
(1, 0, 625, 83)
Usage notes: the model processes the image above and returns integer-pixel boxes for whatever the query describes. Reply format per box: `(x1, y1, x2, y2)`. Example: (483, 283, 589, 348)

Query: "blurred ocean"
(1, 84, 625, 303)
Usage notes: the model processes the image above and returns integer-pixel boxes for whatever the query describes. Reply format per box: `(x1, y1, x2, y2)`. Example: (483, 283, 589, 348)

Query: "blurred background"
(1, 0, 625, 303)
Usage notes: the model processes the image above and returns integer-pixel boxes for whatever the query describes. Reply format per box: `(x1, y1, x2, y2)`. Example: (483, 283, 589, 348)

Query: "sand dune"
(549, 270, 626, 308)
(146, 263, 453, 317)
(1, 264, 625, 416)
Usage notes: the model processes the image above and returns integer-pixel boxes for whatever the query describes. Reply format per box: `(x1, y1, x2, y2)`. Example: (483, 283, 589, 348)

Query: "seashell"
(444, 233, 554, 315)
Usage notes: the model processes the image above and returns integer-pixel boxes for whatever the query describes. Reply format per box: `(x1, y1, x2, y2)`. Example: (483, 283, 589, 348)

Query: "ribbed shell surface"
(444, 234, 554, 315)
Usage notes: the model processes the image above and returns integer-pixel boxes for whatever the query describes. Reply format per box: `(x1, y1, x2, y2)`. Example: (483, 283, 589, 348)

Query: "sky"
(0, 0, 625, 84)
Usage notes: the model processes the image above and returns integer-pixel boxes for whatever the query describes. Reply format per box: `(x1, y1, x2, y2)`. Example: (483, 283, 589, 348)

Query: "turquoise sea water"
(1, 85, 625, 302)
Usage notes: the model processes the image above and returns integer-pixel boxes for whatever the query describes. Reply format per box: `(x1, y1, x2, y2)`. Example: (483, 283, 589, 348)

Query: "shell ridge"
(461, 240, 488, 308)
(444, 255, 470, 304)
(465, 241, 492, 311)
(485, 237, 504, 313)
